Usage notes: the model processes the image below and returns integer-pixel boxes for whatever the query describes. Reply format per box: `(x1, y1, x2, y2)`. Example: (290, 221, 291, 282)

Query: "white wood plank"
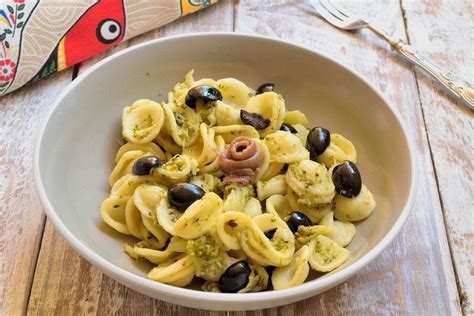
(231, 0, 461, 314)
(0, 70, 73, 315)
(27, 3, 234, 315)
(401, 0, 474, 313)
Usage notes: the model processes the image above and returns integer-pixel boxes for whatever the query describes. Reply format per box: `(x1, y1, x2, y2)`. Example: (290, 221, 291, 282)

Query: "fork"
(309, 0, 474, 110)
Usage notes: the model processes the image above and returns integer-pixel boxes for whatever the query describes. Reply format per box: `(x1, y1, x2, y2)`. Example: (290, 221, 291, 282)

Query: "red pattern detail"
(62, 0, 125, 67)
(0, 59, 16, 81)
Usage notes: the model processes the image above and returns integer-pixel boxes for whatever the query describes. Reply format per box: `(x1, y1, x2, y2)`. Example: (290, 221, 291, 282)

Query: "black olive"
(256, 83, 275, 95)
(132, 156, 163, 176)
(168, 183, 205, 211)
(306, 127, 331, 160)
(280, 123, 297, 134)
(264, 227, 278, 239)
(218, 261, 251, 293)
(240, 109, 270, 130)
(185, 85, 222, 109)
(332, 160, 362, 198)
(286, 212, 313, 233)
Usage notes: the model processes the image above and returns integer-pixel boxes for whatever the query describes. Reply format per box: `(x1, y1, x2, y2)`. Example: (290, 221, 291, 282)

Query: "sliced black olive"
(185, 85, 222, 109)
(332, 160, 362, 198)
(306, 127, 331, 160)
(218, 261, 251, 293)
(280, 123, 297, 134)
(240, 109, 270, 130)
(286, 212, 313, 233)
(264, 227, 278, 239)
(132, 156, 163, 176)
(256, 83, 275, 95)
(168, 183, 205, 211)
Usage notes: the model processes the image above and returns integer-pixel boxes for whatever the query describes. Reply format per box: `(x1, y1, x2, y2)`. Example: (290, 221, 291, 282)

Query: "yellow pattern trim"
(57, 37, 67, 71)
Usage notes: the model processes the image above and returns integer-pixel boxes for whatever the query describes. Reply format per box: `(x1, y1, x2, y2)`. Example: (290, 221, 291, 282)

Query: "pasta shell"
(182, 123, 218, 167)
(141, 215, 170, 249)
(109, 150, 145, 187)
(260, 162, 285, 181)
(156, 198, 183, 235)
(157, 154, 194, 184)
(256, 174, 287, 201)
(215, 78, 253, 108)
(115, 142, 166, 163)
(100, 195, 130, 235)
(334, 184, 376, 222)
(287, 187, 332, 223)
(272, 245, 310, 290)
(244, 197, 263, 217)
(293, 124, 309, 146)
(216, 211, 252, 250)
(285, 160, 335, 206)
(212, 125, 259, 143)
(264, 131, 309, 163)
(215, 100, 242, 126)
(239, 264, 269, 293)
(283, 110, 309, 125)
(189, 174, 221, 193)
(133, 184, 167, 219)
(242, 213, 295, 267)
(317, 133, 357, 168)
(122, 99, 164, 144)
(155, 127, 182, 155)
(319, 211, 356, 247)
(162, 102, 200, 147)
(265, 195, 293, 220)
(111, 174, 161, 197)
(124, 197, 147, 239)
(173, 192, 223, 239)
(223, 184, 254, 213)
(148, 255, 195, 287)
(125, 239, 175, 265)
(308, 235, 350, 272)
(245, 92, 286, 137)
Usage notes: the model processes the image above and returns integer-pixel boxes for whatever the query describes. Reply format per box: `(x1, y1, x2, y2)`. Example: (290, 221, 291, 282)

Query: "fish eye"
(96, 19, 121, 44)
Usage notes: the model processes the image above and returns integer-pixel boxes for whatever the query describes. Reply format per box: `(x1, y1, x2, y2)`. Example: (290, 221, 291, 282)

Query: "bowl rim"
(33, 32, 418, 305)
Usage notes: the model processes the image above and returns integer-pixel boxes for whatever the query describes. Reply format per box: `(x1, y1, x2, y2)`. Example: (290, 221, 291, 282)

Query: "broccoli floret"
(185, 234, 231, 281)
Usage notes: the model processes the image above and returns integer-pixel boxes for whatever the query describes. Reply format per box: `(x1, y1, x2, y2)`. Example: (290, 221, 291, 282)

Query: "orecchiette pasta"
(101, 71, 376, 293)
(122, 99, 164, 144)
(264, 131, 309, 163)
(272, 245, 310, 290)
(286, 160, 335, 206)
(256, 174, 287, 201)
(317, 133, 357, 168)
(115, 142, 166, 162)
(334, 184, 376, 222)
(245, 92, 285, 137)
(215, 78, 253, 108)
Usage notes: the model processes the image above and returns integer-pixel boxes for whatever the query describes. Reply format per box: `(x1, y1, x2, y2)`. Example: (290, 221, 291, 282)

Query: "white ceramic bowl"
(34, 33, 417, 311)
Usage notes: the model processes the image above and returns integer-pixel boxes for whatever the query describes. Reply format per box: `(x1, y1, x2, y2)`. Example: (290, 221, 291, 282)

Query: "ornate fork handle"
(366, 25, 474, 110)
(394, 41, 474, 109)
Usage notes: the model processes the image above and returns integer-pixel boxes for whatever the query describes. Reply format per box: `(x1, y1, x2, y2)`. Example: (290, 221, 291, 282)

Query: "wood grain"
(2, 0, 467, 314)
(0, 70, 73, 315)
(27, 3, 233, 315)
(401, 0, 474, 313)
(231, 0, 460, 314)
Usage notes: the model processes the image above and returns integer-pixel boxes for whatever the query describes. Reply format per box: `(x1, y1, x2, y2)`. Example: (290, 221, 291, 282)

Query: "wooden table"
(1, 1, 472, 314)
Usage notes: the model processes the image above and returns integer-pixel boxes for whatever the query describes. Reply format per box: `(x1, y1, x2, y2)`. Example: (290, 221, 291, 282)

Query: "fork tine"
(308, 0, 345, 27)
(320, 0, 348, 21)
(323, 0, 356, 19)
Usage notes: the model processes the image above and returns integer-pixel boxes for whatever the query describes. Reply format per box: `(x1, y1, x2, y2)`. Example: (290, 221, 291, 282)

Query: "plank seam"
(24, 212, 47, 315)
(399, 0, 465, 313)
